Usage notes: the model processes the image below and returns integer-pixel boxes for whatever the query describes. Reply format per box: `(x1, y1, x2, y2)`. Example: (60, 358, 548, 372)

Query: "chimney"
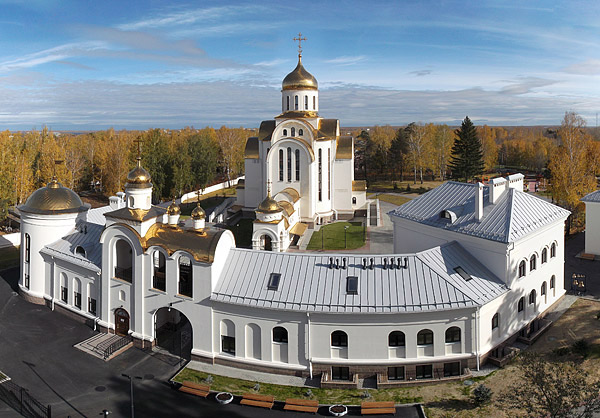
(507, 173, 524, 192)
(475, 182, 484, 221)
(489, 177, 507, 204)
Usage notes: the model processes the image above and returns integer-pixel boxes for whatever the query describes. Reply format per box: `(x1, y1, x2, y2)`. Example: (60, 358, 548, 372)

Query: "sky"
(1, 0, 599, 130)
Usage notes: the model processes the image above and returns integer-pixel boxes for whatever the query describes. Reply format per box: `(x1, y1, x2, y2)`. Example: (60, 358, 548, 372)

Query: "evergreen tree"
(448, 116, 484, 182)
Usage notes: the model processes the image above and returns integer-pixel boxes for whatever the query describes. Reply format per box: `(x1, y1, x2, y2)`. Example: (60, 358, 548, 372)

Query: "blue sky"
(1, 0, 599, 130)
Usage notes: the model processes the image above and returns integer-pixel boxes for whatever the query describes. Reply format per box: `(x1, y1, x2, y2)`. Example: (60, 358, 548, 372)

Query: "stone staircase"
(74, 332, 133, 361)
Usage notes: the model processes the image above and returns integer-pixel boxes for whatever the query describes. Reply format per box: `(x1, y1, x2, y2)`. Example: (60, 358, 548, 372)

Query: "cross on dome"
(293, 32, 307, 57)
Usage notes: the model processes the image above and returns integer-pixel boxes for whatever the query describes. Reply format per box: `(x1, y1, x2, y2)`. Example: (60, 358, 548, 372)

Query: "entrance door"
(115, 308, 130, 336)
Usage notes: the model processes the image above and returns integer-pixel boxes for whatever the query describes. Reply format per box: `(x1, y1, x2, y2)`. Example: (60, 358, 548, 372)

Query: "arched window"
(295, 149, 300, 181)
(417, 329, 433, 346)
(153, 251, 166, 291)
(518, 296, 525, 312)
(221, 319, 235, 355)
(25, 233, 30, 263)
(273, 326, 288, 343)
(245, 323, 261, 360)
(550, 275, 555, 290)
(331, 330, 348, 347)
(530, 254, 537, 271)
(445, 327, 461, 343)
(60, 273, 68, 303)
(88, 283, 97, 315)
(313, 96, 316, 109)
(291, 127, 295, 137)
(294, 95, 298, 110)
(492, 313, 499, 330)
(298, 128, 303, 136)
(287, 147, 292, 182)
(75, 246, 86, 257)
(178, 256, 192, 297)
(541, 248, 548, 263)
(279, 149, 284, 181)
(73, 277, 82, 309)
(286, 96, 290, 111)
(115, 239, 133, 283)
(352, 197, 357, 204)
(518, 260, 526, 278)
(283, 129, 287, 136)
(529, 289, 536, 305)
(550, 243, 556, 258)
(318, 149, 322, 201)
(304, 95, 308, 110)
(388, 331, 405, 347)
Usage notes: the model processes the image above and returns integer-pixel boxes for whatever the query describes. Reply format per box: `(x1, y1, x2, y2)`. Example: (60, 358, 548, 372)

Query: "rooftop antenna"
(293, 32, 307, 59)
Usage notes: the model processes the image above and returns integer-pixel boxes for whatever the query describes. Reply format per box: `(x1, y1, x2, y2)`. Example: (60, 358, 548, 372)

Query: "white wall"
(585, 202, 600, 255)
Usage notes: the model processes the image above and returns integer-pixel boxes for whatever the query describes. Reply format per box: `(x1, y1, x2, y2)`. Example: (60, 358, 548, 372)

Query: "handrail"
(102, 334, 133, 360)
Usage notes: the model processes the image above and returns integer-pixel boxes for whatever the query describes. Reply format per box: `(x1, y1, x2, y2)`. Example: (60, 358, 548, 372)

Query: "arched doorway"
(262, 235, 272, 251)
(154, 307, 192, 360)
(115, 308, 130, 336)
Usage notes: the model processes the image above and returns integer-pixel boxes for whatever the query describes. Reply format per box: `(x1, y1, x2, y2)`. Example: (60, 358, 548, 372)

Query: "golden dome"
(191, 203, 206, 220)
(282, 56, 318, 91)
(19, 177, 87, 215)
(257, 194, 283, 214)
(126, 157, 152, 189)
(167, 200, 181, 216)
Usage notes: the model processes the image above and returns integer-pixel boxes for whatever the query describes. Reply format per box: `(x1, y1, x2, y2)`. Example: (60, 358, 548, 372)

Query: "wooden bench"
(361, 401, 396, 415)
(178, 381, 210, 398)
(581, 253, 596, 261)
(240, 393, 275, 409)
(284, 398, 319, 413)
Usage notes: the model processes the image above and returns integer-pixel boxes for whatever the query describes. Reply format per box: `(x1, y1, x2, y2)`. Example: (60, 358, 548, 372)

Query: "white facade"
(582, 190, 600, 256)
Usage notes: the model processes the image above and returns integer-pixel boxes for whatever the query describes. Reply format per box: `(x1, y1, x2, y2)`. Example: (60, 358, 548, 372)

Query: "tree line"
(0, 126, 252, 217)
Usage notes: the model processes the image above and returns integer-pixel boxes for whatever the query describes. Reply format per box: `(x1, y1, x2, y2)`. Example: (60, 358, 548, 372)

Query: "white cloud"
(0, 42, 106, 72)
(324, 56, 367, 65)
(563, 59, 600, 75)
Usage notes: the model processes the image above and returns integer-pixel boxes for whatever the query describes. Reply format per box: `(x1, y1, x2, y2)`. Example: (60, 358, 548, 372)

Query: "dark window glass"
(61, 286, 68, 303)
(331, 367, 350, 381)
(304, 95, 308, 110)
(286, 96, 289, 111)
(179, 257, 192, 297)
(550, 275, 555, 289)
(443, 362, 461, 377)
(294, 95, 298, 110)
(454, 267, 472, 281)
(295, 149, 300, 181)
(74, 292, 81, 309)
(318, 149, 322, 201)
(551, 243, 556, 258)
(24, 274, 30, 289)
(518, 261, 526, 277)
(291, 127, 295, 137)
(530, 255, 537, 271)
(417, 330, 433, 345)
(492, 313, 499, 329)
(283, 129, 287, 136)
(267, 273, 281, 290)
(541, 282, 547, 295)
(346, 276, 358, 294)
(221, 336, 235, 355)
(313, 96, 316, 109)
(273, 327, 288, 343)
(287, 147, 292, 181)
(445, 327, 461, 343)
(279, 149, 284, 181)
(388, 331, 405, 347)
(542, 248, 547, 263)
(518, 297, 524, 312)
(153, 251, 166, 291)
(388, 366, 405, 381)
(299, 129, 303, 136)
(331, 331, 348, 347)
(529, 290, 536, 305)
(25, 233, 30, 262)
(416, 365, 433, 379)
(88, 297, 97, 315)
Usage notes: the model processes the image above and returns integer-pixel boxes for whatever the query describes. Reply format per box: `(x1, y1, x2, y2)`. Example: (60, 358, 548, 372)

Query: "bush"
(552, 346, 570, 357)
(572, 339, 591, 358)
(596, 311, 600, 320)
(472, 384, 492, 405)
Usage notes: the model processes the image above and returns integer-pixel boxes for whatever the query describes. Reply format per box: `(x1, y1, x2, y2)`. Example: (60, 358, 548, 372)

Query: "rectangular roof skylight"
(454, 266, 472, 281)
(346, 276, 358, 294)
(267, 273, 281, 290)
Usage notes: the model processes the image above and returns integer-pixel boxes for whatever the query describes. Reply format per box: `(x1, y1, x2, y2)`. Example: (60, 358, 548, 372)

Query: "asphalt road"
(0, 267, 421, 418)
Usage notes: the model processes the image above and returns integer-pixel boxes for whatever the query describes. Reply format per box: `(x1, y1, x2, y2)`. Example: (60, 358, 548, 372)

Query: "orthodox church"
(15, 45, 571, 388)
(235, 42, 368, 252)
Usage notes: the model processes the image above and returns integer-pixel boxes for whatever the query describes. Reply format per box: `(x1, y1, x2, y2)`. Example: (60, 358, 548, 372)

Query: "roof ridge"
(505, 188, 515, 241)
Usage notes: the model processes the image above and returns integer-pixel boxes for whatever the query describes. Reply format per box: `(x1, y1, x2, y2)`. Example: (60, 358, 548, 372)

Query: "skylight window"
(267, 273, 281, 290)
(346, 276, 358, 294)
(454, 267, 472, 282)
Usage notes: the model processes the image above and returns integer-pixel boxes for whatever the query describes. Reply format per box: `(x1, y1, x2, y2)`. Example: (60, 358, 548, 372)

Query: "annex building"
(16, 54, 570, 387)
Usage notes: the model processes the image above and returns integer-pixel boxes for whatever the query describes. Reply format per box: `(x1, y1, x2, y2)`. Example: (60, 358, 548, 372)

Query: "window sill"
(112, 277, 133, 285)
(149, 288, 166, 295)
(175, 294, 193, 300)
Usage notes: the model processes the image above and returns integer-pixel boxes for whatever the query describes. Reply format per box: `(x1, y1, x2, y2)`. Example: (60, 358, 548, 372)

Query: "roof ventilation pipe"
(342, 258, 347, 270)
(397, 258, 402, 269)
(403, 257, 409, 268)
(390, 257, 395, 269)
(329, 257, 333, 269)
(489, 177, 507, 204)
(383, 258, 388, 270)
(335, 258, 339, 269)
(475, 182, 484, 221)
(362, 258, 367, 270)
(369, 258, 374, 270)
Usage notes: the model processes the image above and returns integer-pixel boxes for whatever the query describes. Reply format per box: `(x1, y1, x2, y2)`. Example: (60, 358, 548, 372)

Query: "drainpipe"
(306, 312, 312, 379)
(475, 307, 481, 371)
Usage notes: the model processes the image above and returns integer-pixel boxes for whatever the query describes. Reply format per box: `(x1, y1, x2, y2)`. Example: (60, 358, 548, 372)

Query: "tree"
(368, 125, 396, 177)
(548, 112, 596, 234)
(216, 126, 248, 186)
(189, 132, 218, 192)
(472, 384, 492, 406)
(389, 128, 409, 182)
(448, 116, 484, 182)
(478, 125, 498, 172)
(404, 123, 429, 184)
(504, 352, 600, 418)
(431, 124, 453, 181)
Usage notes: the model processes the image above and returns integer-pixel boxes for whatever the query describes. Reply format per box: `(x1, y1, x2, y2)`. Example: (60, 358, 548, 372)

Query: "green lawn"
(173, 368, 422, 405)
(307, 221, 365, 251)
(0, 246, 20, 270)
(369, 194, 411, 207)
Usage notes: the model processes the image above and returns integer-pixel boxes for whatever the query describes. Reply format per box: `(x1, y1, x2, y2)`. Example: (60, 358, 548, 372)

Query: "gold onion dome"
(191, 203, 206, 220)
(126, 157, 152, 188)
(167, 200, 181, 216)
(282, 56, 318, 91)
(19, 177, 87, 214)
(257, 193, 283, 214)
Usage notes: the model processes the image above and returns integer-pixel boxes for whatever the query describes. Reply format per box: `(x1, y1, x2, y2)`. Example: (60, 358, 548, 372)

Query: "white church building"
(235, 49, 369, 252)
(16, 54, 571, 387)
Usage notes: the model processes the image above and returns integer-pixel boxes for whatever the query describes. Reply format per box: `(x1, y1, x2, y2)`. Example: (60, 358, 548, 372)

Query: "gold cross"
(133, 138, 143, 157)
(267, 180, 272, 196)
(293, 32, 307, 57)
(53, 159, 64, 178)
(196, 190, 201, 203)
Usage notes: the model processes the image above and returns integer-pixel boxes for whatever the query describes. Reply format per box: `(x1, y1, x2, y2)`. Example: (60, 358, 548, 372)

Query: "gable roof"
(211, 241, 508, 313)
(41, 221, 103, 272)
(582, 190, 600, 203)
(388, 181, 570, 243)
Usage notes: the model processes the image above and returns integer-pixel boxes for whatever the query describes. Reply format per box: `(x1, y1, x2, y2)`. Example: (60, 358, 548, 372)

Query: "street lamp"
(122, 374, 142, 418)
(344, 225, 349, 249)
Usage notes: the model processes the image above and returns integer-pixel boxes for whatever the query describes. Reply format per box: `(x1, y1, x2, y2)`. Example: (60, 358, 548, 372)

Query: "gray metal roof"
(41, 221, 103, 272)
(582, 190, 600, 203)
(388, 181, 570, 243)
(212, 242, 508, 313)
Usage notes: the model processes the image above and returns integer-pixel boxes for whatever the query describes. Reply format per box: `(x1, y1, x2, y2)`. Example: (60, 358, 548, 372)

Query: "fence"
(180, 176, 243, 204)
(100, 334, 133, 360)
(0, 379, 51, 418)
